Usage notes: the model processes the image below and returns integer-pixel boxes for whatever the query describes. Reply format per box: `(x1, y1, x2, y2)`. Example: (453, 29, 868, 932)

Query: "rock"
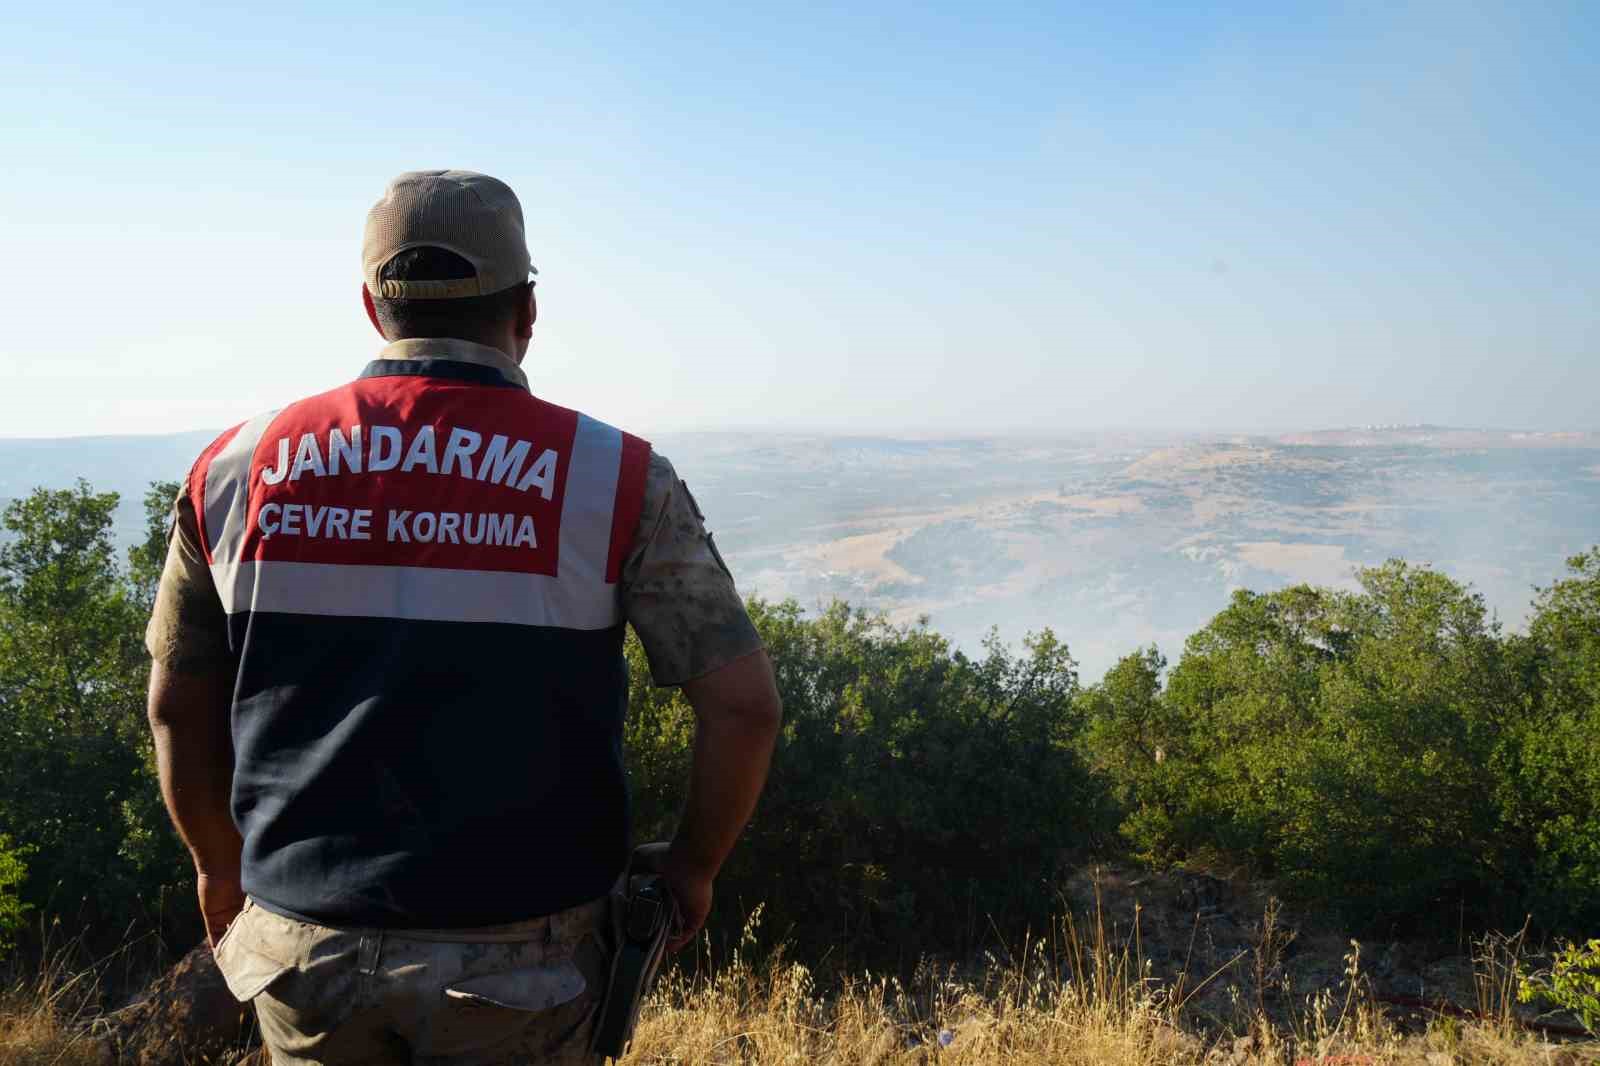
(1148, 1023, 1203, 1061)
(1206, 1033, 1254, 1063)
(1177, 874, 1229, 913)
(90, 943, 258, 1066)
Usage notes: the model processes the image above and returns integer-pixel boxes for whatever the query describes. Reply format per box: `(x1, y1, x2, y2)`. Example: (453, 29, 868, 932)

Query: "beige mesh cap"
(362, 170, 537, 299)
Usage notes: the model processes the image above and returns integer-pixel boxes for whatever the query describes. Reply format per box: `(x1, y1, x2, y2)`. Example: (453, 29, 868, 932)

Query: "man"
(144, 170, 782, 1065)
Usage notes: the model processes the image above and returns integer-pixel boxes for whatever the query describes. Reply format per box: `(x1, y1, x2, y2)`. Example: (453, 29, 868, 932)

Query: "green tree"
(1075, 646, 1197, 857)
(0, 834, 32, 957)
(1284, 562, 1516, 928)
(1114, 563, 1525, 933)
(0, 481, 189, 945)
(119, 480, 198, 925)
(1157, 583, 1344, 865)
(626, 599, 1112, 966)
(1501, 549, 1600, 930)
(127, 480, 181, 612)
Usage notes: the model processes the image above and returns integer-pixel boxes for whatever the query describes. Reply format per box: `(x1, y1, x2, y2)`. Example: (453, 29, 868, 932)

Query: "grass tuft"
(4, 903, 1596, 1066)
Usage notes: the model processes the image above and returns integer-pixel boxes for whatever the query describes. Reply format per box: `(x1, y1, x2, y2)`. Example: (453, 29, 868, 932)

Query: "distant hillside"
(4, 427, 1598, 680)
(1275, 425, 1600, 448)
(0, 430, 218, 545)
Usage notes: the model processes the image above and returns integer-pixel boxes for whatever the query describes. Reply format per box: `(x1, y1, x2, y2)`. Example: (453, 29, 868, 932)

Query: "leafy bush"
(1080, 556, 1600, 938)
(1074, 646, 1197, 860)
(1519, 938, 1600, 1035)
(627, 600, 1116, 966)
(0, 481, 194, 952)
(0, 834, 32, 956)
(1497, 550, 1600, 932)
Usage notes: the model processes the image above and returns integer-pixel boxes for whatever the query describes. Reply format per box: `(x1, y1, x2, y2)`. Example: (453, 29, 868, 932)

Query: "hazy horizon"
(5, 424, 1595, 682)
(3, 3, 1597, 439)
(3, 419, 1598, 445)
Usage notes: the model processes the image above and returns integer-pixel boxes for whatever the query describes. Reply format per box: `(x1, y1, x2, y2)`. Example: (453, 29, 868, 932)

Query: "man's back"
(144, 170, 781, 1065)
(187, 340, 650, 927)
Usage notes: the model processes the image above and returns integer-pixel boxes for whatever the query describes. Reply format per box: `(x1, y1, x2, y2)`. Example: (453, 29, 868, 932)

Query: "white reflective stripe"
(204, 409, 280, 565)
(211, 561, 624, 630)
(547, 414, 622, 611)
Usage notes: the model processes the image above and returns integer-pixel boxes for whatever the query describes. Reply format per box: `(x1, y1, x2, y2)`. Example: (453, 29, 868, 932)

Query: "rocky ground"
(1054, 864, 1587, 1045)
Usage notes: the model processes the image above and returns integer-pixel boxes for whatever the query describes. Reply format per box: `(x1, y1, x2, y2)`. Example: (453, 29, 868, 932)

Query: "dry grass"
(0, 939, 114, 1066)
(623, 906, 1599, 1065)
(0, 914, 182, 1066)
(3, 905, 1596, 1066)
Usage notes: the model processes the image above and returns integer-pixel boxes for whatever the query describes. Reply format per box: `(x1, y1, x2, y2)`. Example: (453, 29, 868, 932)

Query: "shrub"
(1086, 562, 1533, 935)
(627, 600, 1116, 967)
(1499, 549, 1600, 932)
(0, 481, 193, 952)
(1519, 938, 1600, 1035)
(0, 835, 31, 957)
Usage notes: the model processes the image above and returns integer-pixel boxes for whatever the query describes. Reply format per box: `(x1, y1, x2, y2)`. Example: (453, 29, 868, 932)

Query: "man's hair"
(371, 246, 529, 341)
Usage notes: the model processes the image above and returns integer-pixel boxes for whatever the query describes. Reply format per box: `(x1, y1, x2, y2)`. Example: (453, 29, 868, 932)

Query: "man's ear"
(362, 285, 388, 340)
(517, 285, 537, 340)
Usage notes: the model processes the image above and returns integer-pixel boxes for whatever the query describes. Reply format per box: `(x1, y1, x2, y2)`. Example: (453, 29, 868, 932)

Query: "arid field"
(2, 940, 1592, 1066)
(5, 874, 1596, 1066)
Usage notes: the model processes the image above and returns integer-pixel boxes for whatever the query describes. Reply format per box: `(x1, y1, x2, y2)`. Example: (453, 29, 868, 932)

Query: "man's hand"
(198, 872, 246, 948)
(633, 841, 713, 952)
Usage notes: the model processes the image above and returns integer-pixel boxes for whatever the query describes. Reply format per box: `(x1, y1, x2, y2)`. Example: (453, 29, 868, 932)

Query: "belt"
(248, 893, 610, 945)
(379, 895, 610, 944)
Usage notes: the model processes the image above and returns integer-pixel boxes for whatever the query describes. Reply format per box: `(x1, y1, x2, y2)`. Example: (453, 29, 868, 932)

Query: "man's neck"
(377, 337, 529, 389)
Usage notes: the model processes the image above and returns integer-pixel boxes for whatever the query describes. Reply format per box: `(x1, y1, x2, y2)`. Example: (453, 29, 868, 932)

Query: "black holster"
(590, 846, 675, 1061)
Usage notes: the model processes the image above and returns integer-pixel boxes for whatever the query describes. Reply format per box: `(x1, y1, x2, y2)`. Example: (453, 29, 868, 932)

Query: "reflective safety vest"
(188, 356, 650, 929)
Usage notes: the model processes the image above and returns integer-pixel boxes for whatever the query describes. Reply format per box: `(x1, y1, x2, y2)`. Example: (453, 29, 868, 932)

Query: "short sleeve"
(145, 480, 235, 672)
(620, 452, 763, 686)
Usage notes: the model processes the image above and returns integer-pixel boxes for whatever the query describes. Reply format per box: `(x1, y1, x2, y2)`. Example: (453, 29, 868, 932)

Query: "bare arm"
(660, 648, 782, 950)
(147, 660, 244, 946)
(618, 452, 779, 949)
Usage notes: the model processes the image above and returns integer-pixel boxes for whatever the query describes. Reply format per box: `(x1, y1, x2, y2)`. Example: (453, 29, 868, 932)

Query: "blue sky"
(1, 1, 1595, 438)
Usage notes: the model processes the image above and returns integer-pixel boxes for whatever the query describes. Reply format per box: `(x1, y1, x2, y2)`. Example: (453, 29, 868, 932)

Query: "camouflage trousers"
(213, 897, 612, 1066)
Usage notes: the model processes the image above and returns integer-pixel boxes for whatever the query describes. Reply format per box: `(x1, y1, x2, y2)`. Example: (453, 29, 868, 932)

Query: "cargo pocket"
(432, 960, 590, 1058)
(213, 905, 295, 1003)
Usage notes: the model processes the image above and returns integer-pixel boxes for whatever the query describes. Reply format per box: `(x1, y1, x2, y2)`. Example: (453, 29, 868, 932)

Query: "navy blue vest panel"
(228, 612, 630, 928)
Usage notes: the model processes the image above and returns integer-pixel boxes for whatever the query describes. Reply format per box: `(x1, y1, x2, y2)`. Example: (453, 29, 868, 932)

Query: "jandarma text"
(260, 424, 560, 499)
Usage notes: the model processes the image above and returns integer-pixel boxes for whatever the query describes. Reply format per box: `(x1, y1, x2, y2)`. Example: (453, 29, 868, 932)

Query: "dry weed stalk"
(4, 901, 1596, 1066)
(0, 918, 133, 1066)
(1471, 922, 1531, 1035)
(621, 894, 1597, 1065)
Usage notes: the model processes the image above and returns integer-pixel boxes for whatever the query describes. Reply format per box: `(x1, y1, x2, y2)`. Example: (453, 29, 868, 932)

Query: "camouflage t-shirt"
(146, 449, 762, 686)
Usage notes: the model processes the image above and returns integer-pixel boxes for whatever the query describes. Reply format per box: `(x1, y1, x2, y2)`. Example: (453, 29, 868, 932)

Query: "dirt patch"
(795, 528, 918, 587)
